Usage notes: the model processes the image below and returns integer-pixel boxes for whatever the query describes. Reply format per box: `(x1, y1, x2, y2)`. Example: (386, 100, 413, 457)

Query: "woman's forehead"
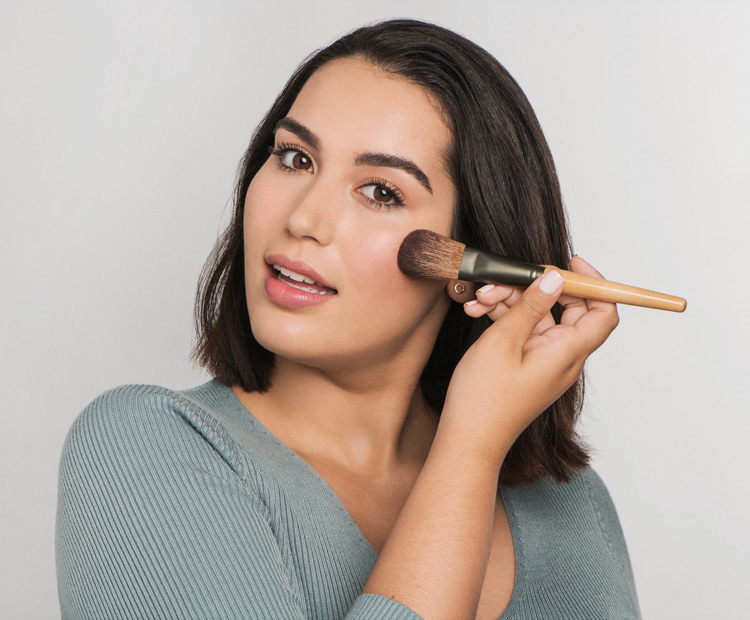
(285, 58, 452, 161)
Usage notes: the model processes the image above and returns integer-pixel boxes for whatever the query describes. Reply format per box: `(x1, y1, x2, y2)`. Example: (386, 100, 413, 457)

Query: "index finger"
(558, 256, 619, 348)
(485, 270, 565, 351)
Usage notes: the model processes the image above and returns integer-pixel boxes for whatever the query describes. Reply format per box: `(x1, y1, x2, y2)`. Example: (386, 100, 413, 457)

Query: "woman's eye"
(283, 150, 313, 171)
(276, 148, 313, 172)
(360, 183, 404, 208)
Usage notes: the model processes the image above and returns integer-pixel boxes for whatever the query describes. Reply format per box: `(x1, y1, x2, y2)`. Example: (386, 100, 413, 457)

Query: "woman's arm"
(57, 388, 308, 619)
(363, 257, 619, 619)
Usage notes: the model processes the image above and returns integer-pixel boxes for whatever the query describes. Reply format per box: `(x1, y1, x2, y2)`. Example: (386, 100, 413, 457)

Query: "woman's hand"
(365, 257, 618, 619)
(442, 256, 619, 463)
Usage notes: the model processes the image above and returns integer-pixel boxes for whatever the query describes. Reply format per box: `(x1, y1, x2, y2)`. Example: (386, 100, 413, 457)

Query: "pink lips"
(264, 254, 337, 309)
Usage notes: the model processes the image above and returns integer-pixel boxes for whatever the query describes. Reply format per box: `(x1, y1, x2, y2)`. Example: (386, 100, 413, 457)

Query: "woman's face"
(243, 57, 456, 377)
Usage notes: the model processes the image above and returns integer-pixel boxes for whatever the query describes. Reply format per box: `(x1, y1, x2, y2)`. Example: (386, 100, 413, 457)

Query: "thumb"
(490, 270, 564, 348)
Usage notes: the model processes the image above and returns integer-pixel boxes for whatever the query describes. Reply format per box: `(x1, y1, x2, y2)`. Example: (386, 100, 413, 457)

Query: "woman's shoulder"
(56, 383, 296, 618)
(552, 467, 628, 544)
(65, 383, 187, 445)
(61, 381, 249, 482)
(505, 468, 637, 581)
(502, 467, 629, 544)
(501, 468, 640, 618)
(500, 466, 637, 572)
(503, 467, 618, 515)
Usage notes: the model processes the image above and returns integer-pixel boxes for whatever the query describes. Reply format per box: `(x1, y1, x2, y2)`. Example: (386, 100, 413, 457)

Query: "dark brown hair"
(192, 19, 588, 485)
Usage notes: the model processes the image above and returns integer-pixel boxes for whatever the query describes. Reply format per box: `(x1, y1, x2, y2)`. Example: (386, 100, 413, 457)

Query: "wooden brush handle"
(543, 267, 687, 312)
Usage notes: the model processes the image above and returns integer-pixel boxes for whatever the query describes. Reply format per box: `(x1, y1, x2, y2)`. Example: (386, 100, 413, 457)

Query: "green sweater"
(56, 380, 641, 619)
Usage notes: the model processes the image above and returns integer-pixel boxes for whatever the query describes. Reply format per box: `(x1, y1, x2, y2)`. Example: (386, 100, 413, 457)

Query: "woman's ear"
(446, 279, 477, 303)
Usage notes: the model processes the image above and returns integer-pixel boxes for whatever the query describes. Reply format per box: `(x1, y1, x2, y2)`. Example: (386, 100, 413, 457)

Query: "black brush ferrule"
(458, 247, 545, 286)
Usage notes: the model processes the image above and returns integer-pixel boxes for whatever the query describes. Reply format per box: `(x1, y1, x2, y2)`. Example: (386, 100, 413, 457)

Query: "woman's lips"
(266, 254, 335, 290)
(264, 262, 337, 309)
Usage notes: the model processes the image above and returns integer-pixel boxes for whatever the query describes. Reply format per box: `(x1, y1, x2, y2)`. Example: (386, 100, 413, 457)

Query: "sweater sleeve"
(56, 386, 422, 620)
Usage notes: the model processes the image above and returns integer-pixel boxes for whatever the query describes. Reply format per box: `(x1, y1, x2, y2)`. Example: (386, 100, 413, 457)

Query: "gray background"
(2, 1, 748, 618)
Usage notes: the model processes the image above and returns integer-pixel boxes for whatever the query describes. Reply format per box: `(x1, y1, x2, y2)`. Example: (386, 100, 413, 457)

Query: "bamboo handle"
(543, 267, 687, 312)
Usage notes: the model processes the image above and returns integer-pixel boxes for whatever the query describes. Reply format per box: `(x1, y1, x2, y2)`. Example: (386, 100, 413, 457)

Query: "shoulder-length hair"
(193, 19, 588, 485)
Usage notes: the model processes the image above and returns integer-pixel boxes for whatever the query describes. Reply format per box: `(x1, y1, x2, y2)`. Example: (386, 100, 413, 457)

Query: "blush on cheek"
(350, 232, 404, 289)
(350, 232, 445, 317)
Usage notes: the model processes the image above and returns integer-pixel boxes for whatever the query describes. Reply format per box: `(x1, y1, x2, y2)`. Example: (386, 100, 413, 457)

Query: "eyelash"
(268, 142, 406, 210)
(270, 142, 311, 174)
(359, 177, 405, 210)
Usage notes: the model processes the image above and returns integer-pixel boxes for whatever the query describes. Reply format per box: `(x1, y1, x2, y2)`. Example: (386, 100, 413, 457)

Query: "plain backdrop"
(2, 1, 748, 618)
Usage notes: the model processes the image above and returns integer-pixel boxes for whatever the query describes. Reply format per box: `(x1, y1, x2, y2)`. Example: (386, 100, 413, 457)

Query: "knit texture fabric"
(56, 380, 641, 619)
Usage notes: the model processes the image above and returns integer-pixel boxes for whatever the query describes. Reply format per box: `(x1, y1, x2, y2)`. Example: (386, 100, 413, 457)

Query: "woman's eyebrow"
(275, 117, 320, 151)
(355, 153, 432, 194)
(275, 116, 432, 194)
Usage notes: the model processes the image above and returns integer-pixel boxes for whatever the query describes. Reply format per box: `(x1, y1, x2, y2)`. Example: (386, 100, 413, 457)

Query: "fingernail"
(464, 300, 478, 307)
(477, 284, 495, 295)
(539, 270, 564, 294)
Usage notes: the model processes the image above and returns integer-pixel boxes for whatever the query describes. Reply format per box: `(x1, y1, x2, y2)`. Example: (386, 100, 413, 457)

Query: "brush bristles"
(398, 229, 466, 280)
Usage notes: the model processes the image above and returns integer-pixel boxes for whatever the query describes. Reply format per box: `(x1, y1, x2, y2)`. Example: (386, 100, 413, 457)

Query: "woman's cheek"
(244, 173, 286, 233)
(346, 226, 443, 322)
(346, 228, 404, 291)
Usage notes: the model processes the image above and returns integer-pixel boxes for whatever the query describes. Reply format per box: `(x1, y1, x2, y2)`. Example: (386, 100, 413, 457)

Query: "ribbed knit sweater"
(56, 380, 641, 619)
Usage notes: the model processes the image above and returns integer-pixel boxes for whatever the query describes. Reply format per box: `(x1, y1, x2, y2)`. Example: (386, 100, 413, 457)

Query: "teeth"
(273, 264, 318, 285)
(285, 281, 334, 295)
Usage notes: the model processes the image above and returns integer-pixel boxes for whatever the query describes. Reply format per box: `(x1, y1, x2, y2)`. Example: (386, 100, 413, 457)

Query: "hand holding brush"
(398, 229, 687, 312)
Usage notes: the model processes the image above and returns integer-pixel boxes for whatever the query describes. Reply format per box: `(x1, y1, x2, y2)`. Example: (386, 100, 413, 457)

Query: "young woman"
(57, 19, 640, 620)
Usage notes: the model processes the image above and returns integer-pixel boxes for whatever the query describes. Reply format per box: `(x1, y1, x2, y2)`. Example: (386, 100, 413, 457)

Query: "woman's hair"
(192, 19, 588, 485)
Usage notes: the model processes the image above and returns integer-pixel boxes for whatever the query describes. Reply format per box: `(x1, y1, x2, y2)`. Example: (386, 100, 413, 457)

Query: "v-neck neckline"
(211, 379, 525, 619)
(217, 380, 378, 557)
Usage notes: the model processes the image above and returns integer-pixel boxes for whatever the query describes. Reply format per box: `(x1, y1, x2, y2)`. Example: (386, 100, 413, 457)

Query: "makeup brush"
(398, 229, 687, 312)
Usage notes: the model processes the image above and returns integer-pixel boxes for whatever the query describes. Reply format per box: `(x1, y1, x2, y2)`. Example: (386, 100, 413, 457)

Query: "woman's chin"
(250, 323, 340, 370)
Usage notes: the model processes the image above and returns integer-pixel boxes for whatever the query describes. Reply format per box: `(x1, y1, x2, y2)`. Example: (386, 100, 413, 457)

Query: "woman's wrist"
(436, 403, 518, 473)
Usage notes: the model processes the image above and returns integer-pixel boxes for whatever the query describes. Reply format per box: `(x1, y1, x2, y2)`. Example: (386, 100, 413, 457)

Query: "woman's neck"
(231, 355, 438, 475)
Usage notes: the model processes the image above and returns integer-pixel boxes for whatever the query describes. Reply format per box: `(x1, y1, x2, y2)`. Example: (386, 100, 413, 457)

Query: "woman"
(57, 19, 639, 620)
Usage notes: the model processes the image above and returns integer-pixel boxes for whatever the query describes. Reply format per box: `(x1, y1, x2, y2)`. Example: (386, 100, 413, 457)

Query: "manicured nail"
(477, 284, 495, 295)
(539, 270, 564, 294)
(464, 300, 478, 307)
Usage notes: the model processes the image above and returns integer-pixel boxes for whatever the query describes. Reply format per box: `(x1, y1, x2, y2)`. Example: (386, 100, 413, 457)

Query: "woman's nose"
(284, 177, 338, 245)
